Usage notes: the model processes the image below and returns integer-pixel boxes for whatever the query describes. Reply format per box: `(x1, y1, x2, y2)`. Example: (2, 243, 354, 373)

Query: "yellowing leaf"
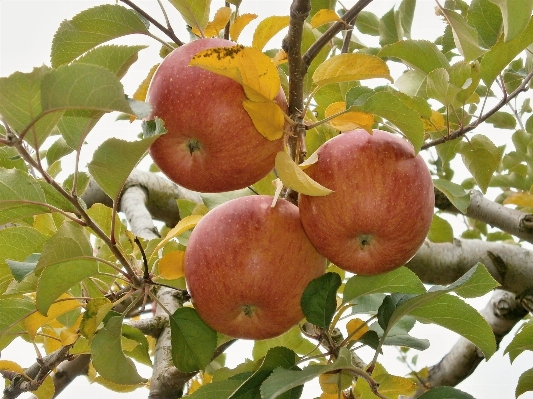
(324, 101, 374, 132)
(319, 371, 353, 394)
(275, 151, 333, 196)
(299, 150, 320, 170)
(190, 45, 280, 102)
(24, 294, 81, 339)
(34, 375, 55, 399)
(230, 13, 257, 41)
(310, 9, 341, 28)
(80, 297, 114, 339)
(155, 214, 203, 253)
(94, 376, 146, 393)
(42, 325, 62, 354)
(504, 192, 533, 208)
(242, 99, 285, 141)
(313, 53, 393, 87)
(158, 251, 185, 280)
(346, 318, 369, 342)
(272, 49, 288, 66)
(354, 363, 417, 398)
(422, 110, 446, 132)
(192, 7, 231, 37)
(252, 15, 290, 51)
(0, 360, 25, 374)
(60, 328, 79, 346)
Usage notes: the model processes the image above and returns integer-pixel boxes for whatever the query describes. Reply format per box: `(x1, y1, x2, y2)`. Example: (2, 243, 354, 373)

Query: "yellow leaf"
(193, 7, 231, 38)
(155, 214, 204, 253)
(354, 363, 417, 398)
(158, 251, 185, 280)
(192, 203, 210, 215)
(122, 336, 139, 352)
(313, 53, 393, 86)
(60, 329, 79, 346)
(190, 45, 280, 102)
(422, 110, 446, 132)
(42, 325, 62, 354)
(34, 375, 55, 399)
(275, 151, 333, 196)
(24, 294, 81, 339)
(0, 360, 25, 374)
(324, 101, 374, 132)
(230, 13, 257, 41)
(242, 99, 285, 141)
(299, 150, 320, 170)
(320, 394, 339, 399)
(252, 15, 290, 51)
(346, 318, 369, 342)
(80, 297, 114, 339)
(504, 192, 533, 208)
(272, 49, 288, 66)
(94, 376, 145, 392)
(310, 9, 341, 28)
(319, 371, 353, 394)
(130, 63, 159, 122)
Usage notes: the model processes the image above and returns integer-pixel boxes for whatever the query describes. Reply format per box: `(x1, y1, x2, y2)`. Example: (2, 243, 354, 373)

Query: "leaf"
(369, 316, 430, 350)
(275, 151, 333, 196)
(75, 44, 147, 79)
(504, 192, 533, 208)
(80, 298, 114, 339)
(433, 179, 470, 213)
(353, 363, 417, 398)
(456, 134, 503, 193)
(168, 0, 211, 32)
(379, 7, 402, 46)
(324, 102, 374, 132)
(516, 368, 533, 398)
(88, 136, 160, 200)
(313, 53, 393, 87)
(185, 379, 243, 399)
(51, 4, 149, 67)
(242, 99, 285, 141)
(439, 7, 487, 62)
(252, 325, 317, 360)
(46, 137, 74, 166)
(202, 6, 232, 37)
(346, 318, 369, 342)
(91, 316, 147, 385)
(301, 272, 342, 328)
(0, 297, 35, 350)
(24, 294, 81, 339)
(379, 40, 450, 74)
(486, 111, 517, 129)
(33, 375, 55, 399)
(0, 360, 25, 374)
(426, 68, 462, 106)
(399, 0, 416, 39)
(230, 14, 258, 42)
(505, 321, 533, 362)
(343, 267, 425, 304)
(417, 386, 476, 399)
(488, 0, 533, 42)
(122, 325, 152, 366)
(310, 9, 341, 28)
(428, 214, 454, 243)
(158, 251, 185, 280)
(169, 307, 217, 372)
(354, 11, 380, 36)
(155, 214, 203, 253)
(252, 16, 290, 51)
(190, 45, 280, 102)
(468, 0, 503, 48)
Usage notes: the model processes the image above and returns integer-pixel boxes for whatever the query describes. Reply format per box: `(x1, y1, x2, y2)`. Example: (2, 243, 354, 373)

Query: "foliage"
(0, 0, 533, 398)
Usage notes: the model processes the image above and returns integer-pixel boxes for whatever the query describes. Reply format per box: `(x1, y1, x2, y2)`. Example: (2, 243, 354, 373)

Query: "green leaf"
(379, 7, 402, 46)
(301, 272, 342, 328)
(516, 368, 533, 398)
(505, 321, 533, 362)
(343, 267, 425, 304)
(426, 68, 462, 105)
(0, 297, 35, 350)
(41, 64, 133, 115)
(91, 316, 147, 385)
(456, 134, 503, 193)
(169, 307, 217, 373)
(369, 316, 430, 350)
(480, 18, 533, 86)
(88, 136, 160, 201)
(252, 325, 316, 360)
(486, 111, 517, 129)
(428, 214, 454, 243)
(46, 137, 74, 166)
(51, 4, 149, 67)
(168, 0, 212, 31)
(75, 45, 147, 78)
(378, 294, 401, 330)
(468, 0, 503, 48)
(36, 222, 98, 315)
(417, 386, 476, 398)
(379, 40, 450, 74)
(7, 254, 39, 282)
(399, 0, 416, 39)
(0, 147, 27, 172)
(185, 379, 243, 399)
(488, 0, 533, 42)
(354, 11, 380, 36)
(0, 66, 63, 149)
(122, 325, 152, 367)
(433, 179, 470, 213)
(439, 7, 487, 61)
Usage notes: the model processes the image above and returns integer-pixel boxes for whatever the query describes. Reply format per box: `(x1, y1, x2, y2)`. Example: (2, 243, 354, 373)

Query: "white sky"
(1, 1, 533, 399)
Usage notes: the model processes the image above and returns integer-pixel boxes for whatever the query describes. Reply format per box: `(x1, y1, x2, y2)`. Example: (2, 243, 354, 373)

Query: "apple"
(184, 195, 327, 339)
(147, 38, 287, 193)
(298, 129, 434, 275)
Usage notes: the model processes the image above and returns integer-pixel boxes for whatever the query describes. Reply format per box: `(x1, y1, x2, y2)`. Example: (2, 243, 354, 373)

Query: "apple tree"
(1, 1, 533, 398)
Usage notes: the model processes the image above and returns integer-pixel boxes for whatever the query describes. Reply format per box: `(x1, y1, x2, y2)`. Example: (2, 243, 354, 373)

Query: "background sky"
(1, 1, 533, 398)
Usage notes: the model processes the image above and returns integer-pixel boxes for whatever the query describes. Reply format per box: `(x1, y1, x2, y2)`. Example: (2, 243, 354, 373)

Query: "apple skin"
(298, 129, 434, 275)
(184, 195, 327, 340)
(147, 38, 287, 193)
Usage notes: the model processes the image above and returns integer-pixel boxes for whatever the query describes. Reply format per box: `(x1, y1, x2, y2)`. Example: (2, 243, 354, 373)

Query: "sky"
(1, 1, 533, 399)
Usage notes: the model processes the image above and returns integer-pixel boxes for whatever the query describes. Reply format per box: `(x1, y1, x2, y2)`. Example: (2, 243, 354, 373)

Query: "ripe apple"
(147, 38, 287, 193)
(184, 195, 327, 339)
(298, 129, 434, 275)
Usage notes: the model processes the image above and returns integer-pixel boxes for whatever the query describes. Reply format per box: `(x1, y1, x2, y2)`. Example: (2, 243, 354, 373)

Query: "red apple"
(298, 129, 434, 275)
(184, 195, 326, 339)
(147, 38, 287, 193)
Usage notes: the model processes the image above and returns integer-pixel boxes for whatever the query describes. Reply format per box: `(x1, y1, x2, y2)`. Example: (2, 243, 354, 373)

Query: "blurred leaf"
(457, 134, 503, 193)
(417, 386, 476, 398)
(346, 318, 369, 342)
(353, 362, 417, 398)
(91, 316, 146, 385)
(324, 102, 374, 132)
(354, 11, 380, 36)
(504, 192, 533, 208)
(169, 307, 217, 372)
(158, 251, 185, 280)
(468, 0, 503, 48)
(486, 111, 517, 129)
(301, 272, 342, 328)
(33, 375, 55, 399)
(399, 0, 416, 38)
(252, 16, 290, 50)
(343, 267, 425, 304)
(275, 151, 333, 196)
(310, 9, 341, 28)
(428, 214, 454, 243)
(185, 379, 243, 399)
(88, 136, 160, 200)
(439, 7, 486, 61)
(46, 137, 74, 166)
(242, 99, 285, 140)
(379, 40, 450, 74)
(516, 367, 533, 398)
(253, 325, 316, 360)
(51, 4, 149, 67)
(168, 0, 211, 32)
(488, 0, 533, 42)
(0, 360, 25, 374)
(433, 179, 470, 213)
(230, 14, 258, 42)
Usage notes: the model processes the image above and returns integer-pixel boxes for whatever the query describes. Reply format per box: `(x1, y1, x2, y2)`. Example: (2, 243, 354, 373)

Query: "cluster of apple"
(147, 39, 435, 340)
